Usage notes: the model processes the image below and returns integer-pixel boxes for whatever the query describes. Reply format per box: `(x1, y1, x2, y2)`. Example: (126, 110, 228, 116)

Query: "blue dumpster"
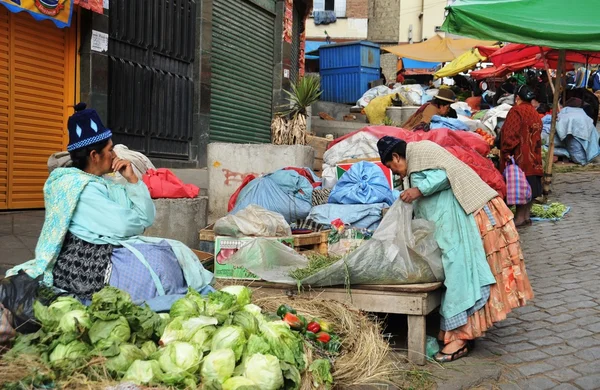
(319, 41, 381, 104)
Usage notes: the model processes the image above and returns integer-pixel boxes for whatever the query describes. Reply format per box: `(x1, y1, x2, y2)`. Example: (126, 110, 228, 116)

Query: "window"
(313, 0, 346, 17)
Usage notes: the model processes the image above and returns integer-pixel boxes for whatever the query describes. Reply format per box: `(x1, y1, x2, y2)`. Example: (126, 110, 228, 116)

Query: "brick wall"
(367, 0, 400, 43)
(346, 0, 368, 18)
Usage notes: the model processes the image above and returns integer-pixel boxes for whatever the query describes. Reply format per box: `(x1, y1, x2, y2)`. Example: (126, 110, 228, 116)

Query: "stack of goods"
(1, 285, 399, 389)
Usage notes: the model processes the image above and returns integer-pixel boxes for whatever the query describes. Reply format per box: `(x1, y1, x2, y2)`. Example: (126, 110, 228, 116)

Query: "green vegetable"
(201, 348, 236, 384)
(206, 291, 239, 324)
(189, 325, 217, 352)
(280, 361, 302, 390)
(89, 287, 133, 321)
(276, 304, 296, 318)
(123, 360, 163, 385)
(309, 359, 333, 389)
(88, 316, 131, 350)
(211, 325, 247, 361)
(34, 297, 85, 330)
(159, 316, 218, 346)
(169, 297, 202, 319)
(243, 353, 284, 390)
(289, 254, 341, 281)
(259, 320, 306, 370)
(157, 341, 201, 375)
(140, 340, 158, 358)
(232, 311, 259, 338)
(243, 304, 263, 318)
(220, 286, 253, 306)
(48, 340, 90, 366)
(58, 309, 92, 333)
(126, 304, 166, 343)
(245, 334, 271, 356)
(105, 343, 145, 374)
(531, 202, 567, 219)
(222, 376, 260, 390)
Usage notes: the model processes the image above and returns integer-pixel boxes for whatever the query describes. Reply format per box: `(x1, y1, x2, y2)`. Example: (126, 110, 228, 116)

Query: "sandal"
(433, 341, 473, 363)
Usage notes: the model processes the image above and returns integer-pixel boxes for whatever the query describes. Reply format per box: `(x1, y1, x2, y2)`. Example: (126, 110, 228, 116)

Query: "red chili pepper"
(316, 332, 331, 343)
(307, 321, 321, 334)
(283, 313, 303, 330)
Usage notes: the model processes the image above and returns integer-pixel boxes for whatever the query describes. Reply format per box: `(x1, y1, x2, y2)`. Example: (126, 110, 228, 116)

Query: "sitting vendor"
(401, 89, 457, 131)
(6, 104, 213, 303)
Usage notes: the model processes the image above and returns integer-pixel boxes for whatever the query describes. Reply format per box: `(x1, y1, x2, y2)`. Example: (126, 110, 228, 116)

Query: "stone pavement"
(432, 171, 600, 390)
(1, 172, 599, 390)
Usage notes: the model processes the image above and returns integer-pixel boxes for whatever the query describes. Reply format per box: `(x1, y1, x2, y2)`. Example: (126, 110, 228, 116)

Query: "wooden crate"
(198, 226, 329, 255)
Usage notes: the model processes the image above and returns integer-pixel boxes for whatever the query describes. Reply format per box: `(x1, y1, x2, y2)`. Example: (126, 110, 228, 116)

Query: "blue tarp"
(402, 58, 441, 70)
(430, 115, 471, 131)
(308, 203, 388, 230)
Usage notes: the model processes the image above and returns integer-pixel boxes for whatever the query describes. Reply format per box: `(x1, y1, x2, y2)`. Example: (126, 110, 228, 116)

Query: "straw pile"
(255, 296, 398, 389)
(271, 114, 308, 146)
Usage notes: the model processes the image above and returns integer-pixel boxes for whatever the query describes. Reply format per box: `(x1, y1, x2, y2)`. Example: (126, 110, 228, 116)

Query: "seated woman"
(6, 104, 213, 304)
(401, 89, 457, 131)
(378, 136, 534, 362)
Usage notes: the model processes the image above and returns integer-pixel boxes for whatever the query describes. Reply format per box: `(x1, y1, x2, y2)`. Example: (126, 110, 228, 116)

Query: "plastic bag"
(329, 161, 395, 206)
(214, 205, 292, 238)
(504, 157, 532, 205)
(300, 201, 444, 286)
(143, 168, 200, 199)
(0, 271, 43, 334)
(225, 239, 308, 284)
(426, 336, 440, 359)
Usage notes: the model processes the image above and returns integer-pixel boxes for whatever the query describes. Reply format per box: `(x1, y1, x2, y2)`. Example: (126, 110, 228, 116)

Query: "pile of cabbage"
(5, 285, 324, 390)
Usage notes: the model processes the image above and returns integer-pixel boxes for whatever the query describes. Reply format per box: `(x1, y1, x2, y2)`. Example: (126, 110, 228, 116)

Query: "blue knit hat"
(67, 103, 112, 152)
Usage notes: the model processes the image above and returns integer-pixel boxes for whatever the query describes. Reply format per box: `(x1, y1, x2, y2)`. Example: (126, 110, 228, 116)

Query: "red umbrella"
(470, 57, 576, 80)
(488, 43, 600, 67)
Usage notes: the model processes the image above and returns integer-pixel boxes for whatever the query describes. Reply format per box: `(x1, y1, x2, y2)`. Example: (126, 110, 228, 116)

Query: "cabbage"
(123, 360, 163, 385)
(245, 334, 271, 356)
(141, 341, 158, 358)
(126, 304, 165, 342)
(222, 376, 260, 390)
(211, 325, 246, 361)
(189, 325, 217, 352)
(205, 291, 238, 324)
(232, 311, 259, 338)
(309, 359, 333, 389)
(49, 340, 90, 365)
(157, 342, 201, 375)
(242, 304, 262, 318)
(58, 309, 92, 333)
(90, 287, 133, 321)
(88, 316, 131, 350)
(259, 320, 306, 369)
(201, 348, 236, 384)
(34, 297, 85, 330)
(243, 353, 284, 390)
(281, 361, 302, 390)
(169, 297, 201, 319)
(220, 286, 253, 306)
(159, 316, 218, 346)
(105, 343, 145, 373)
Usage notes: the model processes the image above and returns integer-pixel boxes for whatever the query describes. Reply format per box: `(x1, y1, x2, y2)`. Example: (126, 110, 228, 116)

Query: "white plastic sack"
(323, 132, 380, 167)
(214, 205, 292, 238)
(357, 85, 393, 108)
(320, 165, 338, 190)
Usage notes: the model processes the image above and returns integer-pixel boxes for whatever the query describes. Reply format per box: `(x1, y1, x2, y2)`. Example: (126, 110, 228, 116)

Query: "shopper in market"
(5, 103, 214, 303)
(377, 136, 534, 363)
(500, 85, 543, 227)
(401, 89, 457, 130)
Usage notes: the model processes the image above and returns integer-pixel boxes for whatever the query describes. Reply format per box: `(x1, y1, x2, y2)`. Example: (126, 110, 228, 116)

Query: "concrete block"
(144, 196, 208, 249)
(311, 118, 367, 139)
(207, 143, 315, 222)
(170, 168, 208, 196)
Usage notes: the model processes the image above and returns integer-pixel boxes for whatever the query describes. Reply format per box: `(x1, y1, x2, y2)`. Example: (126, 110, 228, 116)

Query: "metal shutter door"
(210, 0, 275, 143)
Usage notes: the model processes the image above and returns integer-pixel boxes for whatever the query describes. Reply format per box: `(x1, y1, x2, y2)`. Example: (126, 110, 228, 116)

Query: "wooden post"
(543, 49, 566, 202)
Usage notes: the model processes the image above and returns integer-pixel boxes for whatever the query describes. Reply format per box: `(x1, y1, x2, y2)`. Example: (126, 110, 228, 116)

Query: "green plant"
(279, 76, 322, 117)
(383, 116, 394, 126)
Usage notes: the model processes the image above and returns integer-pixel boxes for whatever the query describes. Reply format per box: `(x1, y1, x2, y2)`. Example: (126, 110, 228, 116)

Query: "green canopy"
(442, 0, 600, 52)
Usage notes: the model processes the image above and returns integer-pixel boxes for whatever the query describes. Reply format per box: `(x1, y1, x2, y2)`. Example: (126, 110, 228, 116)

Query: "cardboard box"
(307, 135, 330, 172)
(214, 236, 294, 280)
(336, 159, 394, 189)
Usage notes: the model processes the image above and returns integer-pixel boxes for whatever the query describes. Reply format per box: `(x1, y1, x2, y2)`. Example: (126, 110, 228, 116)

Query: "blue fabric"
(557, 107, 600, 165)
(429, 115, 471, 131)
(111, 241, 188, 303)
(232, 170, 313, 223)
(308, 203, 389, 230)
(144, 285, 216, 313)
(313, 10, 336, 25)
(402, 58, 441, 70)
(441, 285, 491, 331)
(329, 161, 395, 206)
(592, 72, 600, 92)
(67, 104, 112, 151)
(411, 169, 495, 319)
(0, 0, 74, 28)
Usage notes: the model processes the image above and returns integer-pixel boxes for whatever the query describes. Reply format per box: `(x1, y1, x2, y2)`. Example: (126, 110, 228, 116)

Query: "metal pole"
(543, 49, 566, 203)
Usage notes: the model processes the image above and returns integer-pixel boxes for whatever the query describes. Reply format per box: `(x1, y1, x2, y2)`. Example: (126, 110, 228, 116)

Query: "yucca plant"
(272, 76, 322, 145)
(279, 76, 322, 117)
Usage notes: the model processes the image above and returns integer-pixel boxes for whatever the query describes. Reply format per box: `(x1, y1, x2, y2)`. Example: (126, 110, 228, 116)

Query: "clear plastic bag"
(214, 205, 292, 238)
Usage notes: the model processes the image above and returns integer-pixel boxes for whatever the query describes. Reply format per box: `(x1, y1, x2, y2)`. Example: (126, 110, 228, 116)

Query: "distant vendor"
(401, 89, 457, 131)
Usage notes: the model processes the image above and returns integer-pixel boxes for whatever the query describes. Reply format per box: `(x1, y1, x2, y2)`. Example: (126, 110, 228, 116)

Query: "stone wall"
(367, 0, 400, 43)
(380, 53, 399, 84)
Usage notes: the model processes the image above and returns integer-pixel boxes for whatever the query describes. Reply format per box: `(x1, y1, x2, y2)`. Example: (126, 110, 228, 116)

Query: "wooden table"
(217, 280, 443, 365)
